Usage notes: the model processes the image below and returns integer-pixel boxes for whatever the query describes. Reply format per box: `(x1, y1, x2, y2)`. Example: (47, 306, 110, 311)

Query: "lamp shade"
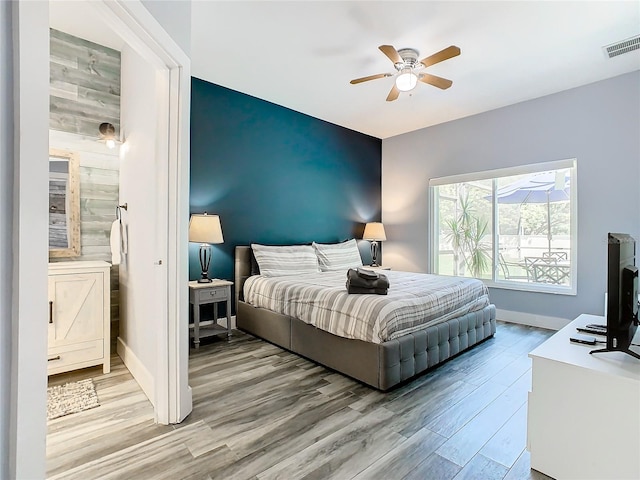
(189, 214, 223, 244)
(363, 222, 387, 241)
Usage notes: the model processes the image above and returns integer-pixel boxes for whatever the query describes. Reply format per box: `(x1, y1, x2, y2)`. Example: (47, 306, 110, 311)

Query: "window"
(429, 159, 577, 294)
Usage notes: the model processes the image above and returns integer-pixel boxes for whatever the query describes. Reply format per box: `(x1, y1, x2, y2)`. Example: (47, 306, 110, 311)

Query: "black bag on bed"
(346, 267, 389, 295)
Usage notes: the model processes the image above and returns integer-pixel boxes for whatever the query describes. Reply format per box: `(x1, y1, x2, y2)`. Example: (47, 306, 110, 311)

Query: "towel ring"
(116, 203, 128, 222)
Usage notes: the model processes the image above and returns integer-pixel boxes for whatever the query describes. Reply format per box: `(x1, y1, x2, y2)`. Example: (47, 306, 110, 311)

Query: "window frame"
(429, 158, 578, 295)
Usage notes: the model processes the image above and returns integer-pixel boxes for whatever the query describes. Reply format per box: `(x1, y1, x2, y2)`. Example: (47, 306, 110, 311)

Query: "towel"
(120, 222, 128, 255)
(346, 268, 389, 295)
(347, 268, 390, 288)
(346, 285, 389, 295)
(110, 220, 121, 265)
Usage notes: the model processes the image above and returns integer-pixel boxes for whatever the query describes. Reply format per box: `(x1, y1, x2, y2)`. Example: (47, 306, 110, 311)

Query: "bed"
(235, 245, 496, 391)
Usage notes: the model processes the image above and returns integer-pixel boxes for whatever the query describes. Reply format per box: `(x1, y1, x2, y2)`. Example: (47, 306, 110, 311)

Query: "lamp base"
(370, 240, 380, 268)
(198, 244, 213, 283)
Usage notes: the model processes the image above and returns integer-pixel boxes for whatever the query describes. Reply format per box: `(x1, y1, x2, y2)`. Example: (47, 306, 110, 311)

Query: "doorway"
(11, 1, 191, 477)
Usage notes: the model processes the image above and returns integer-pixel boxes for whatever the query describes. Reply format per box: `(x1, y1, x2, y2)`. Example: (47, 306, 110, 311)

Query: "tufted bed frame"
(235, 246, 497, 391)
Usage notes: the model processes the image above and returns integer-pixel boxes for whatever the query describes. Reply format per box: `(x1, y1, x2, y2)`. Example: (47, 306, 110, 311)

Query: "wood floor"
(47, 321, 555, 480)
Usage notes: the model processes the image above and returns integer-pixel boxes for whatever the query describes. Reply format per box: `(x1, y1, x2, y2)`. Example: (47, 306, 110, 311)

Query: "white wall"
(142, 0, 191, 57)
(117, 44, 164, 404)
(0, 2, 13, 477)
(8, 2, 50, 479)
(382, 72, 640, 324)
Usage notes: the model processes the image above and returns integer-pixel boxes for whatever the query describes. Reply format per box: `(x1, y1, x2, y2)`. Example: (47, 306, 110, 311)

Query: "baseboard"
(179, 385, 193, 423)
(117, 336, 155, 405)
(496, 308, 570, 331)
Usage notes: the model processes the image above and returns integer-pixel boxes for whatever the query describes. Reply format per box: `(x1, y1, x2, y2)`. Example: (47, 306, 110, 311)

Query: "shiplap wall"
(48, 28, 121, 348)
(49, 28, 121, 137)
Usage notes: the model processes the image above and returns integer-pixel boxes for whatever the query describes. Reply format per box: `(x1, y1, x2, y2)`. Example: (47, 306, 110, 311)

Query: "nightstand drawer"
(197, 287, 229, 303)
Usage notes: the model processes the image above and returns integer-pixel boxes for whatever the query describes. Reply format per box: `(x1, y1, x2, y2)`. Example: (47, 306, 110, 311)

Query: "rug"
(47, 378, 100, 420)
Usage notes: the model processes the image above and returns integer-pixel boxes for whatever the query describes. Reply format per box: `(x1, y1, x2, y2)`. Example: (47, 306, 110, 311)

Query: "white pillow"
(251, 244, 320, 277)
(312, 239, 363, 272)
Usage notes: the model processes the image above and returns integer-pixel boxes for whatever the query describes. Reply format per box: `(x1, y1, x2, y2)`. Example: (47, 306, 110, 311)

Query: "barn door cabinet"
(47, 261, 111, 375)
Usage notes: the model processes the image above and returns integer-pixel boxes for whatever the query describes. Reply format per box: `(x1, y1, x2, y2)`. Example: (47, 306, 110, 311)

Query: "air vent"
(603, 34, 640, 59)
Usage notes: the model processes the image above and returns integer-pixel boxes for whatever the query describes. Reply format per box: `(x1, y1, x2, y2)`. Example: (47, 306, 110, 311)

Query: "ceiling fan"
(350, 44, 461, 101)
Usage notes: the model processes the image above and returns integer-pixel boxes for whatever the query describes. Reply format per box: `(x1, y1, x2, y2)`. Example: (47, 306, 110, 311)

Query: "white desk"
(527, 314, 640, 480)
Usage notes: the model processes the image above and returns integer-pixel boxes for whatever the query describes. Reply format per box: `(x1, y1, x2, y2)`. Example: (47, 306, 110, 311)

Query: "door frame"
(10, 1, 190, 477)
(95, 0, 192, 426)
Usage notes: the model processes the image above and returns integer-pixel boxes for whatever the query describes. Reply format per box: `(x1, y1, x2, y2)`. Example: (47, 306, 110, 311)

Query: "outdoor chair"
(542, 251, 568, 261)
(525, 256, 570, 284)
(499, 253, 531, 281)
(524, 256, 548, 282)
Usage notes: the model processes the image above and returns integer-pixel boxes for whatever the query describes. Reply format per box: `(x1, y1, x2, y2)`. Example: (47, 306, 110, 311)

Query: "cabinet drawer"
(47, 340, 103, 374)
(197, 287, 229, 303)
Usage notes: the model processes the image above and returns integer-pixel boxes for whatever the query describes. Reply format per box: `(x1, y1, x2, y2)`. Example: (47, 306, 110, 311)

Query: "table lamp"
(189, 213, 224, 283)
(363, 222, 386, 267)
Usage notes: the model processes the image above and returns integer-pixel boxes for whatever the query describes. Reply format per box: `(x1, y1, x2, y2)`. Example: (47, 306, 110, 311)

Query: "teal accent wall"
(190, 77, 382, 286)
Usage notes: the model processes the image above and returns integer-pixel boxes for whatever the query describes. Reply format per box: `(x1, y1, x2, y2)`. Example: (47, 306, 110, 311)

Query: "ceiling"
(50, 0, 126, 52)
(191, 1, 640, 139)
(50, 1, 640, 140)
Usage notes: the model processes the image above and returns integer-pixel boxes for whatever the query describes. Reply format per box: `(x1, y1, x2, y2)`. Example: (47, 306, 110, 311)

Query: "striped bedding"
(243, 270, 490, 343)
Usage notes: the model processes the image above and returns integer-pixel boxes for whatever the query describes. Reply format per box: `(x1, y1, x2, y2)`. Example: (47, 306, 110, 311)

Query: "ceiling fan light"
(395, 70, 417, 92)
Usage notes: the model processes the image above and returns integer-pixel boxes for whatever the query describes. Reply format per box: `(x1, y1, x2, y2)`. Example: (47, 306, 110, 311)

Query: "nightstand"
(188, 279, 233, 348)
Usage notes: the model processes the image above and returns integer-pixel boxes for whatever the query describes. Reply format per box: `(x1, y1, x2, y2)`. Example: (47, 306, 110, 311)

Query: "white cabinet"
(48, 261, 111, 375)
(527, 314, 640, 480)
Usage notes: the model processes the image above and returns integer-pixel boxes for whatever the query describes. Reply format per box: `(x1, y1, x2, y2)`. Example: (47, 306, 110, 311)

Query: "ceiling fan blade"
(379, 45, 402, 64)
(419, 45, 461, 68)
(350, 73, 391, 85)
(386, 84, 400, 102)
(419, 73, 453, 90)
